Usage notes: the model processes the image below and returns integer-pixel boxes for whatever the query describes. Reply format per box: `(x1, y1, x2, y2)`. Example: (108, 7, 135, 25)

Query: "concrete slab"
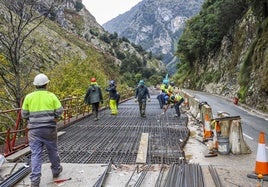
(11, 164, 164, 187)
(15, 163, 107, 187)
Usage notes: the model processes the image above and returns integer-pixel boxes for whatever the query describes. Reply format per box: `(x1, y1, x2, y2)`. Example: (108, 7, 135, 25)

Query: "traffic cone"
(255, 132, 268, 175)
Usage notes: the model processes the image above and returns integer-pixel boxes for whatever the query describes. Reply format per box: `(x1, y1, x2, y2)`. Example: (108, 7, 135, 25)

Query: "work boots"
(53, 165, 63, 178)
(93, 111, 99, 121)
(31, 184, 39, 187)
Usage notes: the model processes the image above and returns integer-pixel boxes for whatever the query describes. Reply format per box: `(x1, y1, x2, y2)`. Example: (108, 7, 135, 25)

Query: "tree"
(0, 0, 53, 109)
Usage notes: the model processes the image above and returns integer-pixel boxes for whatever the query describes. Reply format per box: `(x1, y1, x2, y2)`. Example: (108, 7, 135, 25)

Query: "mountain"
(103, 0, 204, 74)
(174, 1, 268, 113)
(0, 0, 165, 109)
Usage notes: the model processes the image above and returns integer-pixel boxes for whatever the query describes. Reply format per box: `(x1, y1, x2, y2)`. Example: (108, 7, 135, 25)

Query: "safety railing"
(0, 108, 28, 156)
(61, 96, 90, 125)
(0, 89, 134, 157)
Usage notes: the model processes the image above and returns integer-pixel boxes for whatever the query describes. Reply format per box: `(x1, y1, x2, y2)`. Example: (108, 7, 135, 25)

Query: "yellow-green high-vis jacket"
(21, 89, 63, 129)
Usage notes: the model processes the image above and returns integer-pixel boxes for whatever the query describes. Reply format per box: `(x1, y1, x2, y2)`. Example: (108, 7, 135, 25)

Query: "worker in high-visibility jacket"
(160, 79, 169, 93)
(167, 81, 175, 95)
(157, 79, 169, 109)
(163, 94, 184, 117)
(21, 73, 63, 187)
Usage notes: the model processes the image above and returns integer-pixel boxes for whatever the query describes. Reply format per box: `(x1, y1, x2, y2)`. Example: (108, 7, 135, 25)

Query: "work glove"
(134, 98, 137, 102)
(147, 98, 151, 102)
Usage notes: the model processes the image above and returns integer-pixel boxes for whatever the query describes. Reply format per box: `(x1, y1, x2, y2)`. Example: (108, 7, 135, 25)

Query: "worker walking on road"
(135, 80, 150, 117)
(106, 80, 118, 115)
(84, 77, 103, 121)
(21, 73, 63, 187)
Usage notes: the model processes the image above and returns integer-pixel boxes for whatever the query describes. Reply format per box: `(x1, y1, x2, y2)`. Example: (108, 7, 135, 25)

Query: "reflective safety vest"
(167, 85, 174, 95)
(21, 89, 63, 129)
(160, 83, 168, 93)
(170, 94, 183, 103)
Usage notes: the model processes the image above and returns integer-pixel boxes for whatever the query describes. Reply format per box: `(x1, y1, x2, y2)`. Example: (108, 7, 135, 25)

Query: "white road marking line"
(243, 133, 268, 150)
(243, 133, 253, 140)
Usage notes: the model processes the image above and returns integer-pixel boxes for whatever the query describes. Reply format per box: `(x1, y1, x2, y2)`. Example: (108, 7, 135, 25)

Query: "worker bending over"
(163, 94, 184, 117)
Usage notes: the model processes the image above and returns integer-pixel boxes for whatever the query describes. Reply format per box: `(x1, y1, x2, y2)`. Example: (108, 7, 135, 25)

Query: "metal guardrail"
(0, 89, 133, 156)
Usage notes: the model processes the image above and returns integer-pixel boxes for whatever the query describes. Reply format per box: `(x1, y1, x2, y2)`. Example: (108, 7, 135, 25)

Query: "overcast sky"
(82, 0, 142, 25)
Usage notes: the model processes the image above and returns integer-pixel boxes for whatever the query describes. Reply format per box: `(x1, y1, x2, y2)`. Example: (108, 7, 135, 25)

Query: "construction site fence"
(0, 89, 133, 156)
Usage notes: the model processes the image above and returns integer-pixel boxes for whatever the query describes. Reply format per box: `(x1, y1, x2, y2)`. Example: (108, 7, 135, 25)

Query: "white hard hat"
(33, 73, 50, 86)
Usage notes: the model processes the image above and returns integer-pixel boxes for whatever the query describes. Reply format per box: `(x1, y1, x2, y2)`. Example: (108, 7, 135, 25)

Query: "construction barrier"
(200, 105, 213, 141)
(182, 89, 251, 155)
(229, 119, 251, 154)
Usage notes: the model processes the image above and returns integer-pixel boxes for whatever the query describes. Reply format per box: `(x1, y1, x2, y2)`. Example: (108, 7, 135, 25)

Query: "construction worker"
(160, 79, 169, 93)
(21, 73, 63, 187)
(167, 81, 175, 95)
(106, 80, 118, 115)
(157, 79, 169, 109)
(135, 80, 150, 117)
(163, 93, 184, 117)
(84, 77, 103, 121)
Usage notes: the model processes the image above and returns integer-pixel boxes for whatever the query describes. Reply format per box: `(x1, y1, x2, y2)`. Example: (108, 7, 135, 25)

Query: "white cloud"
(82, 0, 142, 25)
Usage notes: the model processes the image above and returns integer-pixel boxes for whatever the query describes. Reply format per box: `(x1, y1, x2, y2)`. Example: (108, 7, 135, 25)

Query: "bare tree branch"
(0, 0, 53, 109)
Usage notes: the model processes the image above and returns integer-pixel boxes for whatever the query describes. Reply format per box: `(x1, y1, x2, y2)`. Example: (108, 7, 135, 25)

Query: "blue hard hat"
(110, 80, 115, 85)
(163, 79, 169, 84)
(139, 80, 145, 85)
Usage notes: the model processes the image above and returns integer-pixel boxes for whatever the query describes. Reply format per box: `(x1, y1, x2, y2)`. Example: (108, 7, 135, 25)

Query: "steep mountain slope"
(203, 10, 268, 112)
(175, 1, 268, 113)
(0, 0, 165, 109)
(103, 0, 204, 74)
(45, 0, 167, 82)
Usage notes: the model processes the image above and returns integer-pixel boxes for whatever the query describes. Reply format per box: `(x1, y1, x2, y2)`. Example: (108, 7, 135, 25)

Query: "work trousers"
(92, 102, 100, 118)
(138, 99, 147, 117)
(174, 98, 184, 117)
(109, 99, 118, 115)
(157, 93, 165, 109)
(28, 128, 61, 185)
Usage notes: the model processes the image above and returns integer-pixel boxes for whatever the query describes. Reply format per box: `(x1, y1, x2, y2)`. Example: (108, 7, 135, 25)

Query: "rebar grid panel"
(43, 96, 190, 164)
(164, 163, 204, 187)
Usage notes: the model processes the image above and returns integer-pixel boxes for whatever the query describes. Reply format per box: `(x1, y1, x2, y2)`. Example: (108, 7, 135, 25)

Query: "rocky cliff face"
(103, 0, 204, 74)
(201, 10, 267, 112)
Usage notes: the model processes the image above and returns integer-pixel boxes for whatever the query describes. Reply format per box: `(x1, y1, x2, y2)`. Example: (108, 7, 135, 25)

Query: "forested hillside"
(0, 0, 165, 110)
(175, 0, 268, 112)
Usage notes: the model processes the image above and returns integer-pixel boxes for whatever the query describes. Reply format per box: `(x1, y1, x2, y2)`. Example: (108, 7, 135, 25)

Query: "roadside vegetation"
(175, 0, 268, 112)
